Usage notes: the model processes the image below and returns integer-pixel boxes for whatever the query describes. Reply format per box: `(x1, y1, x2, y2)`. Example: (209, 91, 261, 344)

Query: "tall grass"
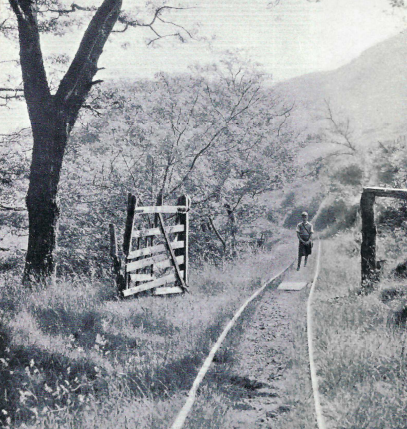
(312, 232, 407, 429)
(0, 238, 295, 428)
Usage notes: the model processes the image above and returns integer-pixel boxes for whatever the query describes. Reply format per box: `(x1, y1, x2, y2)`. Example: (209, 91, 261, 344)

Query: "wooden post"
(151, 192, 164, 276)
(123, 193, 137, 289)
(361, 190, 377, 286)
(133, 226, 142, 287)
(109, 223, 125, 293)
(359, 187, 407, 289)
(123, 193, 137, 256)
(176, 195, 190, 285)
(109, 223, 118, 259)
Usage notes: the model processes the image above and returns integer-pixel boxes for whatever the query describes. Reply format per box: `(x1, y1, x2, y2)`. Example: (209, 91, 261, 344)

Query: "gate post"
(176, 195, 191, 285)
(151, 192, 164, 277)
(360, 189, 377, 286)
(109, 223, 125, 292)
(123, 193, 137, 288)
(123, 193, 137, 256)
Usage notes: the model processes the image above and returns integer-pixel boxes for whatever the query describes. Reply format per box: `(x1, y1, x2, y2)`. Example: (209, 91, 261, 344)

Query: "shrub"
(314, 199, 358, 231)
(331, 163, 363, 187)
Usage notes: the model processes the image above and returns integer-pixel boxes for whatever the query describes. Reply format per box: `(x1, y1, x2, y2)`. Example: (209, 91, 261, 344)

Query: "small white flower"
(43, 383, 53, 393)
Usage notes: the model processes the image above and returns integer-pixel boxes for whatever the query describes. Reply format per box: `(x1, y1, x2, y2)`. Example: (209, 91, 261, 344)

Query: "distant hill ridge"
(273, 31, 407, 145)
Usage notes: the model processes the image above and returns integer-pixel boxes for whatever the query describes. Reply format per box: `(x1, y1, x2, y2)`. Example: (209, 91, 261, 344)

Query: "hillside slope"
(274, 31, 407, 144)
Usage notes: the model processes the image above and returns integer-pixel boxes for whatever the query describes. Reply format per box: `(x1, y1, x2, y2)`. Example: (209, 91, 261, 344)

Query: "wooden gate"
(110, 194, 190, 297)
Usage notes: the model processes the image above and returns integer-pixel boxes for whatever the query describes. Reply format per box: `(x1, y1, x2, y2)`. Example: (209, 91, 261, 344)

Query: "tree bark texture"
(9, 0, 122, 283)
(360, 191, 377, 287)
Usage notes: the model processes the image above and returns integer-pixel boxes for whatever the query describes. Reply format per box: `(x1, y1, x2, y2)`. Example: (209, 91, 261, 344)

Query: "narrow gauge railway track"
(170, 237, 325, 429)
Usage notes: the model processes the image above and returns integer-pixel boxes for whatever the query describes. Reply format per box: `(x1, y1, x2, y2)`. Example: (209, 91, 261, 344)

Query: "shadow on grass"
(125, 305, 250, 399)
(0, 332, 113, 427)
(32, 304, 180, 356)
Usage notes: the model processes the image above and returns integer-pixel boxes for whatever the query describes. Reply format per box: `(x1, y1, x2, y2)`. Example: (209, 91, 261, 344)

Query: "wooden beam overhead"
(363, 187, 407, 199)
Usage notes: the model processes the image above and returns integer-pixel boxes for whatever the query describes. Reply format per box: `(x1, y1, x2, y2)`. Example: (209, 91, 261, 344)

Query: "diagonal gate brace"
(157, 213, 188, 292)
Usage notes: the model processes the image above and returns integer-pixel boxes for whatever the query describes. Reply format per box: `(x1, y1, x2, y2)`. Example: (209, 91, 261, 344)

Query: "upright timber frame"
(361, 187, 407, 286)
(109, 193, 191, 297)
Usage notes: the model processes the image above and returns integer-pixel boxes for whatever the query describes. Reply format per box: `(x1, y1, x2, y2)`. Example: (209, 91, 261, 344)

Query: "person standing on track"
(296, 211, 314, 270)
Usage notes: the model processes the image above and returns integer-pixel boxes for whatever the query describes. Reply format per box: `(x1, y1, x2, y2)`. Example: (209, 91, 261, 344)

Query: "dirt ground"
(222, 262, 315, 428)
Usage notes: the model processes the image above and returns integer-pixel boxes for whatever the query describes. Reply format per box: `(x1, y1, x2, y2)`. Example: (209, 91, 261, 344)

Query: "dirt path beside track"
(223, 264, 314, 428)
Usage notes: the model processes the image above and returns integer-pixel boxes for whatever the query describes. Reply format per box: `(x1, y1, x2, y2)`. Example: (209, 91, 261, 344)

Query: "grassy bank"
(312, 232, 407, 429)
(0, 237, 295, 429)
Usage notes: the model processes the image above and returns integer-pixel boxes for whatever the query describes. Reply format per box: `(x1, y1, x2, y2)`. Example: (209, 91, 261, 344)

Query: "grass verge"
(312, 232, 407, 429)
(0, 238, 295, 428)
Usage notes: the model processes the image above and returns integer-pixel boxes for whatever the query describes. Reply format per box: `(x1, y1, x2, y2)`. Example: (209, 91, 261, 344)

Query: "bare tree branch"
(113, 5, 195, 45)
(147, 32, 184, 45)
(231, 193, 246, 212)
(0, 204, 26, 211)
(324, 99, 356, 152)
(157, 15, 195, 40)
(0, 88, 24, 92)
(0, 87, 25, 105)
(46, 3, 98, 14)
(208, 216, 227, 251)
(377, 140, 389, 153)
(169, 125, 228, 195)
(82, 103, 102, 116)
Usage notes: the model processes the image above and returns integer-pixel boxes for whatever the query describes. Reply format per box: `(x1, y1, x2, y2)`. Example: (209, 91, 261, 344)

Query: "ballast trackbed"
(170, 238, 324, 429)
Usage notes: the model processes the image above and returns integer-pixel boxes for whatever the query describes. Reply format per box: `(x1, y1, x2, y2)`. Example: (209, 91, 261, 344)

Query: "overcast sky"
(94, 0, 405, 83)
(0, 0, 405, 131)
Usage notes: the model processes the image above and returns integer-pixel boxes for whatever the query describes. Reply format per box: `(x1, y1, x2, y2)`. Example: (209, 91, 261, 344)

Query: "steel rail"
(169, 260, 294, 429)
(170, 206, 325, 429)
(307, 239, 327, 429)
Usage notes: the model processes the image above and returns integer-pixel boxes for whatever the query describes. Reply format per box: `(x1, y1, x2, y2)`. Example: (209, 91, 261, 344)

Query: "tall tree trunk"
(9, 0, 122, 284)
(23, 107, 67, 283)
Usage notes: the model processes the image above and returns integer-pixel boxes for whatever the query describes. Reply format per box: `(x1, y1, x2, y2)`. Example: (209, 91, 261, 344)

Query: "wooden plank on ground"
(277, 281, 308, 291)
(127, 241, 184, 259)
(126, 254, 184, 272)
(157, 213, 188, 291)
(135, 205, 188, 214)
(153, 286, 184, 295)
(132, 224, 184, 239)
(123, 271, 184, 297)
